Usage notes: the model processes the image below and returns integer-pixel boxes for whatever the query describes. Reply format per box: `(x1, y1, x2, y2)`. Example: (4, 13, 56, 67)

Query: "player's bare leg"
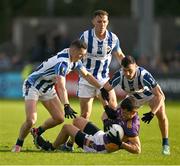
(32, 97, 64, 135)
(40, 97, 64, 130)
(53, 124, 79, 148)
(31, 97, 64, 149)
(149, 99, 170, 155)
(108, 89, 118, 109)
(59, 117, 89, 151)
(79, 97, 94, 120)
(12, 99, 37, 152)
(34, 124, 80, 151)
(73, 117, 89, 130)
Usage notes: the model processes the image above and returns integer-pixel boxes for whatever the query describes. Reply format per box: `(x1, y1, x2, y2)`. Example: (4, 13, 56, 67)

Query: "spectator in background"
(0, 51, 11, 70)
(170, 42, 180, 72)
(30, 32, 53, 63)
(52, 25, 70, 53)
(0, 41, 23, 70)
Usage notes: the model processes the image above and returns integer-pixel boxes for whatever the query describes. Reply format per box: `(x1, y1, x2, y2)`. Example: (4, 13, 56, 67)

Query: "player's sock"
(162, 138, 170, 155)
(162, 138, 169, 146)
(16, 138, 24, 147)
(37, 126, 45, 135)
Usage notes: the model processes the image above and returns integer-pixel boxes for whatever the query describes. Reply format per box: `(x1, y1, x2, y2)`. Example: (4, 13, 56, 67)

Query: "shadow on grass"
(0, 146, 85, 154)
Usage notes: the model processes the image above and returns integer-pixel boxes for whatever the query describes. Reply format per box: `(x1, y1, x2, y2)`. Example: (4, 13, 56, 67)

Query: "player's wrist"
(150, 111, 155, 115)
(64, 103, 70, 107)
(149, 111, 155, 117)
(119, 142, 125, 149)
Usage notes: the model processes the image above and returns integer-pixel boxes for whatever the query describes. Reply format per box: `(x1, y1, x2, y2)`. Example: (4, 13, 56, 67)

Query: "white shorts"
(77, 83, 100, 98)
(22, 81, 57, 101)
(77, 78, 109, 98)
(83, 131, 106, 153)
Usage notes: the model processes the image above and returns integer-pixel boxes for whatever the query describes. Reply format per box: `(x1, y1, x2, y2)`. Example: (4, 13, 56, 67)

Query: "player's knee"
(81, 112, 90, 120)
(156, 108, 168, 122)
(73, 117, 82, 126)
(62, 124, 71, 131)
(73, 117, 79, 125)
(160, 114, 168, 122)
(53, 115, 64, 124)
(161, 93, 165, 101)
(26, 118, 36, 127)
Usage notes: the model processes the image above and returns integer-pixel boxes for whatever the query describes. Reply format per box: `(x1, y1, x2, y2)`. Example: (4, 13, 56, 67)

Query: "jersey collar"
(92, 28, 108, 41)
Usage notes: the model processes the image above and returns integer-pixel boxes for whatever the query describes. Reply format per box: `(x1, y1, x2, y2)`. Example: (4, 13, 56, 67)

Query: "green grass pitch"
(0, 99, 180, 165)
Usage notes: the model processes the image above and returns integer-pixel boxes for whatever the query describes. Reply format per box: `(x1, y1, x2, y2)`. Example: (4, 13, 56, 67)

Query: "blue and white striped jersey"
(109, 67, 157, 99)
(27, 48, 83, 93)
(79, 28, 122, 85)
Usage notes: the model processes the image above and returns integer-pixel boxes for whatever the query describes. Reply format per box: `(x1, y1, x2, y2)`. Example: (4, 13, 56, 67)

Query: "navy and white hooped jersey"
(26, 48, 83, 93)
(109, 67, 158, 99)
(79, 28, 122, 85)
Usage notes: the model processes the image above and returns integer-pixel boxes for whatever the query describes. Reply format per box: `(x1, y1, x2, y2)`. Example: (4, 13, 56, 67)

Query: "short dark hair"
(93, 10, 109, 18)
(70, 39, 87, 50)
(121, 56, 136, 68)
(120, 97, 136, 112)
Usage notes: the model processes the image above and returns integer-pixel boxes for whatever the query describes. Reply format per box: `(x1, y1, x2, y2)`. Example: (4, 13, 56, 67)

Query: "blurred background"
(0, 0, 179, 100)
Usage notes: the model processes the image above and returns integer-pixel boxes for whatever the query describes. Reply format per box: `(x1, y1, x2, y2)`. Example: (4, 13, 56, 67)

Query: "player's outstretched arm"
(142, 84, 165, 124)
(79, 67, 101, 89)
(100, 81, 114, 102)
(150, 84, 165, 114)
(121, 136, 141, 154)
(113, 50, 125, 65)
(56, 75, 69, 105)
(56, 76, 77, 119)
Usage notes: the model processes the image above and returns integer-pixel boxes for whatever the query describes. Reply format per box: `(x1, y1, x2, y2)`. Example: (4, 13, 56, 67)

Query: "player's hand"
(141, 111, 154, 124)
(64, 104, 77, 119)
(103, 119, 113, 132)
(100, 87, 109, 102)
(104, 105, 117, 119)
(107, 131, 122, 147)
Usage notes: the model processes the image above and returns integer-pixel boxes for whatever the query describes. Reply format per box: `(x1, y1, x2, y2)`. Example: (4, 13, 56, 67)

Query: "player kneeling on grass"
(33, 97, 141, 154)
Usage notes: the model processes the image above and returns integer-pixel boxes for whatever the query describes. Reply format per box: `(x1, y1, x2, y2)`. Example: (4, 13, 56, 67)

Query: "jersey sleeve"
(112, 37, 121, 52)
(79, 32, 84, 41)
(55, 62, 68, 77)
(74, 60, 83, 71)
(108, 70, 122, 88)
(142, 71, 157, 89)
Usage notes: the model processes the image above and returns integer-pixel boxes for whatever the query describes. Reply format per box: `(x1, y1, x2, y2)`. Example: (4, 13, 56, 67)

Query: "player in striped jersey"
(101, 55, 170, 155)
(78, 10, 125, 119)
(12, 39, 101, 152)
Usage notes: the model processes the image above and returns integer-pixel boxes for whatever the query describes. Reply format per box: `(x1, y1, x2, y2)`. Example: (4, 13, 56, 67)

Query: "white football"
(109, 124, 124, 140)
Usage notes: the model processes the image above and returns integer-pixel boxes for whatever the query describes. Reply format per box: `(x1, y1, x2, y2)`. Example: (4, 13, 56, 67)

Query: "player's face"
(92, 15, 109, 35)
(71, 48, 87, 62)
(122, 63, 137, 80)
(121, 109, 137, 120)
